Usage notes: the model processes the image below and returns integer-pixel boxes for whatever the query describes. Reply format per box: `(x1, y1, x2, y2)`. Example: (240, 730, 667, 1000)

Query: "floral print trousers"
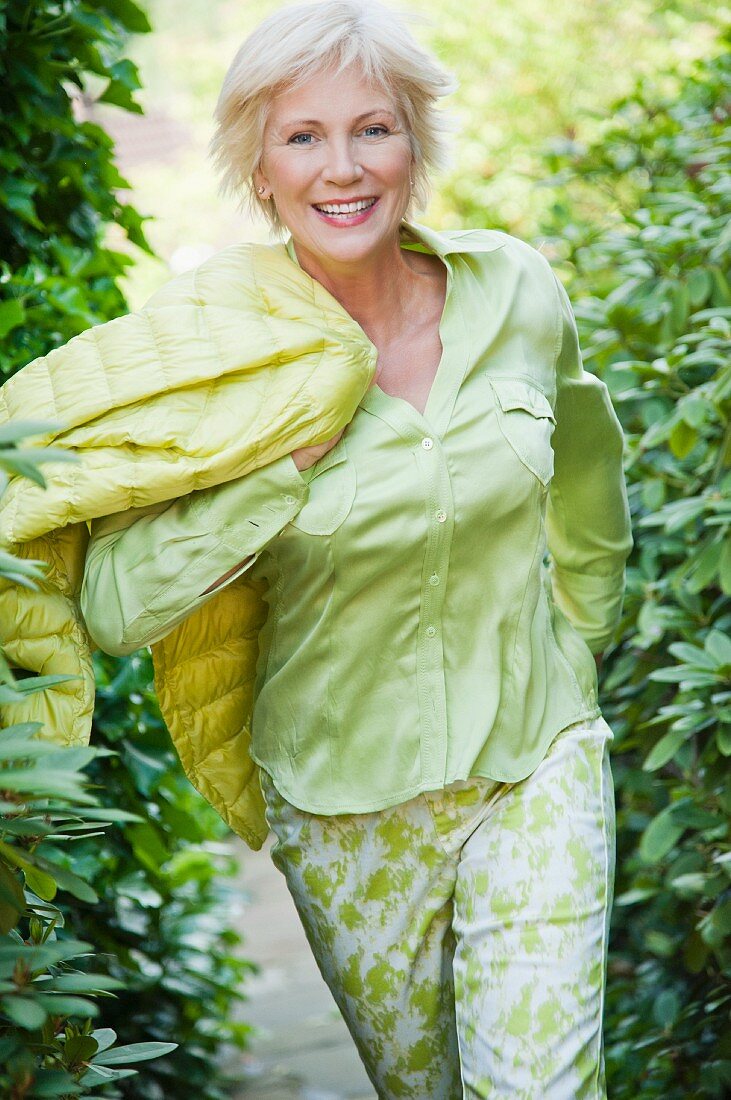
(259, 714, 615, 1099)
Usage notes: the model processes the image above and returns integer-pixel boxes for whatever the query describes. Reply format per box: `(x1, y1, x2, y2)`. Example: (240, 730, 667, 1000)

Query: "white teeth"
(315, 198, 377, 215)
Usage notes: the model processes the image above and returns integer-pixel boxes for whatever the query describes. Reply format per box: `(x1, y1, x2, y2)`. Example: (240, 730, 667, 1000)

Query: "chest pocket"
(290, 436, 357, 535)
(489, 377, 556, 487)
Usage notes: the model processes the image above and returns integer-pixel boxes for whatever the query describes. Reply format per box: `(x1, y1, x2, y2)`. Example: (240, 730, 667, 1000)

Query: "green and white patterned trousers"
(260, 715, 615, 1099)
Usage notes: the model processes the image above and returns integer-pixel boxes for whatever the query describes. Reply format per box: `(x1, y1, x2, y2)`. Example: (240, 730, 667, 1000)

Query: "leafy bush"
(539, 31, 731, 1096)
(0, 0, 154, 372)
(0, 428, 177, 1098)
(1, 3, 253, 1096)
(69, 652, 254, 1100)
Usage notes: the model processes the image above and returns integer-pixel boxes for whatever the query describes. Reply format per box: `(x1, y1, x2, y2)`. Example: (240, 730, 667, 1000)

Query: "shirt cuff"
(549, 562, 626, 654)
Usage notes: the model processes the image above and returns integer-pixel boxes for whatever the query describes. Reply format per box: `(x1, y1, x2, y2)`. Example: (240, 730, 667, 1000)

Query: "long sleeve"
(546, 274, 633, 653)
(80, 453, 308, 657)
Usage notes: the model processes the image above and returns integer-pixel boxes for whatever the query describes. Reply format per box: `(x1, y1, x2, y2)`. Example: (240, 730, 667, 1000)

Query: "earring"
(257, 186, 266, 195)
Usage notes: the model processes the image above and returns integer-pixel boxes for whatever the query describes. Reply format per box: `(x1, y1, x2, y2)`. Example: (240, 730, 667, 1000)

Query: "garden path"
(230, 835, 376, 1100)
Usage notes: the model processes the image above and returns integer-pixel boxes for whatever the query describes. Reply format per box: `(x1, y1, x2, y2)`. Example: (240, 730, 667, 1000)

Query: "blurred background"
(85, 0, 720, 302)
(1, 1, 730, 1098)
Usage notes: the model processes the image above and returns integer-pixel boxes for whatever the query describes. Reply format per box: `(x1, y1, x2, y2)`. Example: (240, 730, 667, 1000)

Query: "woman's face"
(255, 64, 414, 277)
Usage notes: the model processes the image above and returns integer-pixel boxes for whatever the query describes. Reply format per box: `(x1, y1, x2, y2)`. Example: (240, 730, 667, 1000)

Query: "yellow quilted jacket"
(0, 240, 377, 849)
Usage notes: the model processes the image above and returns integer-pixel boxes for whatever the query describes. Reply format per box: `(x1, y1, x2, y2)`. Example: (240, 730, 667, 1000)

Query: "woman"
(80, 2, 633, 1096)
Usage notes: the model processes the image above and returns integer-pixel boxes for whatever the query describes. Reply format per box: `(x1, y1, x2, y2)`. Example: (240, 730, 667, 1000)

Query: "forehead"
(267, 65, 399, 127)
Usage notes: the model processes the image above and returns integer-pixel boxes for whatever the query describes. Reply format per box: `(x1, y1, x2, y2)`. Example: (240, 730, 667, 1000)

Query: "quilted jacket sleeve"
(81, 453, 308, 656)
(546, 274, 634, 654)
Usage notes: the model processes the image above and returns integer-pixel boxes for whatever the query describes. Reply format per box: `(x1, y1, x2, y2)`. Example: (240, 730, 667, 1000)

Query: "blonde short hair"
(209, 0, 456, 234)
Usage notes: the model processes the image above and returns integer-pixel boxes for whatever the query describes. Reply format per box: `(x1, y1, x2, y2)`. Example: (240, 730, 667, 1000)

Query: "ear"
(253, 165, 270, 198)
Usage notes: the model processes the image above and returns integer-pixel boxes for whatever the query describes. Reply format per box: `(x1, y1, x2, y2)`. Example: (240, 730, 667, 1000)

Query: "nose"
(322, 136, 364, 187)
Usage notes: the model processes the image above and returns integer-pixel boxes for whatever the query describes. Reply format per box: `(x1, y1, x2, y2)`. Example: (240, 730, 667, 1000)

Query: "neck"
(292, 234, 425, 346)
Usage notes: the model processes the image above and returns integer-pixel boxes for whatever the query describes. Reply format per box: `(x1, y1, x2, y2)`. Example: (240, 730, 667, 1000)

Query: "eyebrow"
(283, 108, 397, 129)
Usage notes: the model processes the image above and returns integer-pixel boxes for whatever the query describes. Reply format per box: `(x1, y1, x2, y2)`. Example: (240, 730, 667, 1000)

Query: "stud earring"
(257, 186, 266, 195)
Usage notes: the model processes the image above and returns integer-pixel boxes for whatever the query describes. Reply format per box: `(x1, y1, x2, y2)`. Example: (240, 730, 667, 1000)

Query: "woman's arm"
(80, 453, 309, 656)
(546, 274, 634, 656)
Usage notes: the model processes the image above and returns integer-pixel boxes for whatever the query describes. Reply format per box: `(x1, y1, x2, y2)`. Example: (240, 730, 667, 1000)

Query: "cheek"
(367, 144, 412, 182)
(263, 150, 313, 194)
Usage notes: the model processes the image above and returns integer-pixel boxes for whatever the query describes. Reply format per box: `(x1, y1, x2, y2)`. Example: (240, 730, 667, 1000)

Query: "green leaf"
(34, 993, 99, 1017)
(29, 855, 98, 904)
(90, 1028, 118, 1054)
(63, 1032, 99, 1064)
(25, 1068, 80, 1096)
(97, 78, 143, 114)
(680, 396, 711, 428)
(0, 940, 93, 970)
(81, 1064, 138, 1083)
(669, 419, 698, 459)
(687, 267, 712, 308)
(91, 1040, 178, 1066)
(643, 727, 688, 771)
(0, 841, 55, 901)
(670, 872, 708, 895)
(720, 537, 731, 596)
(0, 993, 48, 1029)
(614, 886, 660, 906)
(0, 723, 54, 755)
(639, 805, 686, 863)
(53, 972, 125, 993)
(0, 299, 25, 339)
(653, 989, 681, 1028)
(105, 0, 153, 33)
(699, 899, 731, 948)
(22, 863, 57, 902)
(716, 725, 731, 756)
(706, 629, 731, 667)
(686, 537, 722, 592)
(668, 641, 716, 668)
(108, 58, 143, 93)
(0, 864, 25, 933)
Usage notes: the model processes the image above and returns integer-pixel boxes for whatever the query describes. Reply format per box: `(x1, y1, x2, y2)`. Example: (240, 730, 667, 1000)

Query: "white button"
(435, 509, 447, 523)
(429, 573, 440, 587)
(421, 437, 434, 450)
(284, 495, 296, 505)
(426, 625, 437, 638)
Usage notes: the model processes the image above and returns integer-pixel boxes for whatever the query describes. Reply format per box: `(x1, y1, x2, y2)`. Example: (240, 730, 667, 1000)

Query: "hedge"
(539, 31, 731, 1096)
(1, 3, 252, 1096)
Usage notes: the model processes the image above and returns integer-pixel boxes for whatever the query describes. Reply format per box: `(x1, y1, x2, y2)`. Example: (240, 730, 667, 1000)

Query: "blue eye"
(363, 125, 388, 137)
(289, 133, 314, 145)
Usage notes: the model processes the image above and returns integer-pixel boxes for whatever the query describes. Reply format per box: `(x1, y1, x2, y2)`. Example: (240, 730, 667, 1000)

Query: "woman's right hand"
(291, 429, 344, 472)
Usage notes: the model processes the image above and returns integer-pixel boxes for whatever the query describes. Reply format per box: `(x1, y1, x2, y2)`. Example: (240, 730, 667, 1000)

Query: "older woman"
(79, 2, 632, 1096)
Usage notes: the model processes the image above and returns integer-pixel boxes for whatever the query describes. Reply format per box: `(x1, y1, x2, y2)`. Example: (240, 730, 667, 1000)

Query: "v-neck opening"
(371, 242, 450, 429)
(282, 222, 468, 439)
(361, 240, 457, 437)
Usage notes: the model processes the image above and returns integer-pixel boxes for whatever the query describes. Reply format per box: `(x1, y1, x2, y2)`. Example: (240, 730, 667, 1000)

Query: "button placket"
(414, 433, 453, 786)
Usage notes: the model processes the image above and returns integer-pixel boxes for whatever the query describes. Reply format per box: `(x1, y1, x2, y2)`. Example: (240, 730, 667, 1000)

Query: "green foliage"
(67, 651, 254, 1099)
(0, 433, 176, 1097)
(0, 0, 154, 378)
(1, 3, 253, 1096)
(538, 31, 731, 1096)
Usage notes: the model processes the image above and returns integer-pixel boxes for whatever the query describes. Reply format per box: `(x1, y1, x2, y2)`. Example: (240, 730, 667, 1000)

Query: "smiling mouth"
(312, 198, 378, 217)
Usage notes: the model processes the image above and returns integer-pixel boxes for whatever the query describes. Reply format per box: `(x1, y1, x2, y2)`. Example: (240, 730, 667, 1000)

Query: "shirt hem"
(251, 702, 603, 816)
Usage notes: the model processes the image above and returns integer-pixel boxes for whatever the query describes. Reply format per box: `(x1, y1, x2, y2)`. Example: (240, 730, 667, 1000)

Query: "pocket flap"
(490, 378, 555, 421)
(302, 436, 348, 483)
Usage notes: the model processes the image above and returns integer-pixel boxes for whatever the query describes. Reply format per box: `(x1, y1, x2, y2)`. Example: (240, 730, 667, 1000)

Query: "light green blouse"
(81, 221, 633, 814)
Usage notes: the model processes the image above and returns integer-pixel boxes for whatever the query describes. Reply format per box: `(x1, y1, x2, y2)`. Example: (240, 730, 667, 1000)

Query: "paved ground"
(228, 835, 376, 1100)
